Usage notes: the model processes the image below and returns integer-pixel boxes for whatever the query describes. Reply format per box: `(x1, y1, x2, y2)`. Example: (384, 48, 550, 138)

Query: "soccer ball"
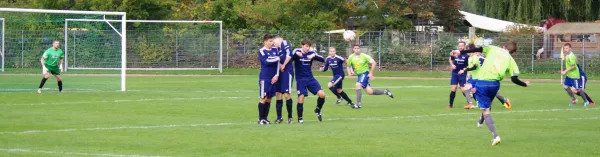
(343, 30, 356, 41)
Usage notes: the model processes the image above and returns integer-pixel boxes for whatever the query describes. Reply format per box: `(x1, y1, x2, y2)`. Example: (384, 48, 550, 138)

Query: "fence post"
(378, 31, 382, 71)
(175, 30, 178, 67)
(582, 38, 585, 71)
(430, 32, 433, 72)
(531, 35, 534, 73)
(226, 30, 229, 69)
(21, 30, 24, 68)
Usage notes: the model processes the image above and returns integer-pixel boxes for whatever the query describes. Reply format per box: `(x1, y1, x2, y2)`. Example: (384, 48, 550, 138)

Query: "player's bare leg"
(315, 90, 326, 122)
(275, 93, 284, 124)
(297, 94, 305, 124)
(37, 73, 52, 93)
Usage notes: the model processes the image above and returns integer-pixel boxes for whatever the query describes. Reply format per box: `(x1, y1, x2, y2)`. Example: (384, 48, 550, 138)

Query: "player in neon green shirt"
(38, 40, 65, 93)
(346, 44, 394, 109)
(456, 41, 529, 146)
(560, 43, 590, 106)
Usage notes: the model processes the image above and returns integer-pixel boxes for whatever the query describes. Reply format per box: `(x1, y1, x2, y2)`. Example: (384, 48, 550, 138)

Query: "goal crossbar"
(65, 19, 223, 73)
(0, 8, 128, 91)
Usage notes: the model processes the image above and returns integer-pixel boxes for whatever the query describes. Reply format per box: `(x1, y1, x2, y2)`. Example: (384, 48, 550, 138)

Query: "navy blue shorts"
(564, 76, 585, 89)
(259, 79, 276, 99)
(357, 72, 370, 88)
(467, 79, 478, 87)
(297, 78, 322, 96)
(474, 80, 500, 110)
(450, 73, 467, 87)
(330, 75, 344, 89)
(276, 71, 294, 93)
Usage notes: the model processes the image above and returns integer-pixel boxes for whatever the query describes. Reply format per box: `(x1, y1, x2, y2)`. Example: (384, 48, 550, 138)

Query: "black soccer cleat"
(287, 118, 293, 124)
(314, 108, 322, 122)
(384, 89, 394, 99)
(275, 118, 283, 124)
(336, 98, 343, 104)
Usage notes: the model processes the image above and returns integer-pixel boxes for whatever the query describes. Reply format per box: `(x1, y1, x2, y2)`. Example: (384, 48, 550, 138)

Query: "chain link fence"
(225, 30, 600, 74)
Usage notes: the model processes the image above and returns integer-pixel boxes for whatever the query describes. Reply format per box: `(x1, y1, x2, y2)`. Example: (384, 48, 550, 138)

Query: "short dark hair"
(467, 43, 476, 49)
(458, 41, 466, 45)
(263, 34, 274, 41)
(353, 44, 360, 48)
(301, 39, 311, 46)
(504, 40, 518, 54)
(563, 43, 572, 48)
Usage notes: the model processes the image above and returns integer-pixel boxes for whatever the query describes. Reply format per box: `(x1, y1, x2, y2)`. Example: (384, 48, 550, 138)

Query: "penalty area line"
(0, 148, 169, 157)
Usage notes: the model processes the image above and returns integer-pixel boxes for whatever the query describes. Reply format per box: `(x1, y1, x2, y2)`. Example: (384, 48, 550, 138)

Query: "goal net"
(65, 19, 223, 72)
(0, 8, 127, 91)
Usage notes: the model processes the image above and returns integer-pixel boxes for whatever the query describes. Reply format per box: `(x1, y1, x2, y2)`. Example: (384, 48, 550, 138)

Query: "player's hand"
(271, 76, 278, 84)
(349, 71, 355, 76)
(307, 54, 315, 60)
(280, 65, 285, 72)
(451, 65, 456, 70)
(319, 67, 324, 71)
(525, 81, 530, 87)
(458, 69, 464, 75)
(295, 51, 303, 57)
(560, 71, 566, 75)
(368, 73, 375, 80)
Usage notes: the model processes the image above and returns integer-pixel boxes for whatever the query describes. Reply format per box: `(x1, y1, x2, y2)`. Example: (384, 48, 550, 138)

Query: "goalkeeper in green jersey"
(38, 40, 65, 93)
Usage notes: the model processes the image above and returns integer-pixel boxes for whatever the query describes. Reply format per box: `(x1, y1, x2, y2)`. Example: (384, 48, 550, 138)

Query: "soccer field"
(0, 74, 598, 157)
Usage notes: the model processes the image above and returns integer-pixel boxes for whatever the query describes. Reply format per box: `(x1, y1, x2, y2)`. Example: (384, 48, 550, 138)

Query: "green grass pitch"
(0, 73, 598, 157)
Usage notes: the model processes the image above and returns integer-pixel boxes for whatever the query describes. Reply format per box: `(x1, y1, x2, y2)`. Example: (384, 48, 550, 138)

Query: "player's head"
(301, 39, 311, 52)
(563, 43, 572, 53)
(52, 40, 60, 49)
(328, 47, 336, 57)
(503, 40, 518, 55)
(457, 41, 466, 51)
(263, 34, 274, 48)
(352, 44, 361, 54)
(467, 43, 480, 55)
(273, 36, 283, 48)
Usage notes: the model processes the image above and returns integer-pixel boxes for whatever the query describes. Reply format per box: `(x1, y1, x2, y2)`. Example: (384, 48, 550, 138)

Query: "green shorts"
(45, 66, 60, 75)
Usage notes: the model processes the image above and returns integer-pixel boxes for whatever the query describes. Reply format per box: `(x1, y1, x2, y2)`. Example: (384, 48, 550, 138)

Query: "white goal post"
(64, 19, 223, 72)
(0, 8, 127, 91)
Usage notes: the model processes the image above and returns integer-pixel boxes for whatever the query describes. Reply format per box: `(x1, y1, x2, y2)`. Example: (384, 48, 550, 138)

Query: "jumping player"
(291, 39, 326, 124)
(38, 40, 65, 93)
(320, 47, 354, 106)
(346, 44, 394, 109)
(273, 36, 295, 124)
(257, 34, 280, 125)
(456, 41, 530, 145)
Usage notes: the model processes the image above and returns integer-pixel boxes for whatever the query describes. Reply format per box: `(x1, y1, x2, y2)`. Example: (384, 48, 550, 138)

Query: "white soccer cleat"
(491, 136, 501, 146)
(477, 122, 482, 128)
(37, 89, 42, 94)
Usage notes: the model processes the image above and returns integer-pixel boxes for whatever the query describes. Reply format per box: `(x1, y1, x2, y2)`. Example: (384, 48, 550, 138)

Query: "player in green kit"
(346, 44, 394, 109)
(455, 41, 529, 145)
(38, 40, 65, 93)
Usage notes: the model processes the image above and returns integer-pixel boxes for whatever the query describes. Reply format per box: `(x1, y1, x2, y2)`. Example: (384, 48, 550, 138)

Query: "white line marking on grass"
(0, 148, 169, 157)
(1, 97, 253, 106)
(459, 117, 600, 121)
(1, 107, 597, 135)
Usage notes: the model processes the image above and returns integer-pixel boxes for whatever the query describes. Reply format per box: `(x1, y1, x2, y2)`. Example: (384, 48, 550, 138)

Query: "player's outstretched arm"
(312, 54, 325, 62)
(347, 66, 354, 76)
(459, 47, 484, 54)
(321, 60, 330, 72)
(508, 58, 528, 87)
(369, 59, 376, 75)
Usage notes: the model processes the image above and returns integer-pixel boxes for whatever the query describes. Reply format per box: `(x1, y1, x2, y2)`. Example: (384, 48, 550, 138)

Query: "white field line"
(0, 148, 168, 157)
(1, 97, 253, 106)
(1, 107, 597, 135)
(459, 117, 600, 121)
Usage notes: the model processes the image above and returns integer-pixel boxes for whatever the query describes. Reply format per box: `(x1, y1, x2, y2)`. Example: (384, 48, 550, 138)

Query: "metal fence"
(225, 30, 600, 74)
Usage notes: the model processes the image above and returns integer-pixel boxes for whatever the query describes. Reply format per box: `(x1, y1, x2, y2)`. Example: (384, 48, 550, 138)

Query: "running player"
(561, 43, 590, 106)
(346, 44, 394, 109)
(320, 47, 354, 106)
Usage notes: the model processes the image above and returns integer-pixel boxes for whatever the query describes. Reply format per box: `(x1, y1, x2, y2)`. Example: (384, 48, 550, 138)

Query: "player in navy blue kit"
(292, 39, 326, 124)
(448, 41, 472, 108)
(273, 36, 295, 124)
(572, 64, 595, 105)
(320, 47, 354, 106)
(257, 34, 280, 125)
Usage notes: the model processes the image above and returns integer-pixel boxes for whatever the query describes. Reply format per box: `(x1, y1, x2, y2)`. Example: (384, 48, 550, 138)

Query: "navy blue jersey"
(577, 64, 586, 78)
(292, 48, 325, 80)
(451, 53, 469, 73)
(323, 55, 346, 77)
(277, 40, 294, 73)
(258, 47, 280, 80)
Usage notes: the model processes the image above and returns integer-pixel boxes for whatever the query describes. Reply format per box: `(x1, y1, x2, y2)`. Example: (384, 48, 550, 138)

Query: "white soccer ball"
(343, 30, 356, 41)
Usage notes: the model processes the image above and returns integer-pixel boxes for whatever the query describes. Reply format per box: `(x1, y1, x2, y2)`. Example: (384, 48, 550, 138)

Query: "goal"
(64, 19, 223, 72)
(0, 8, 127, 91)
